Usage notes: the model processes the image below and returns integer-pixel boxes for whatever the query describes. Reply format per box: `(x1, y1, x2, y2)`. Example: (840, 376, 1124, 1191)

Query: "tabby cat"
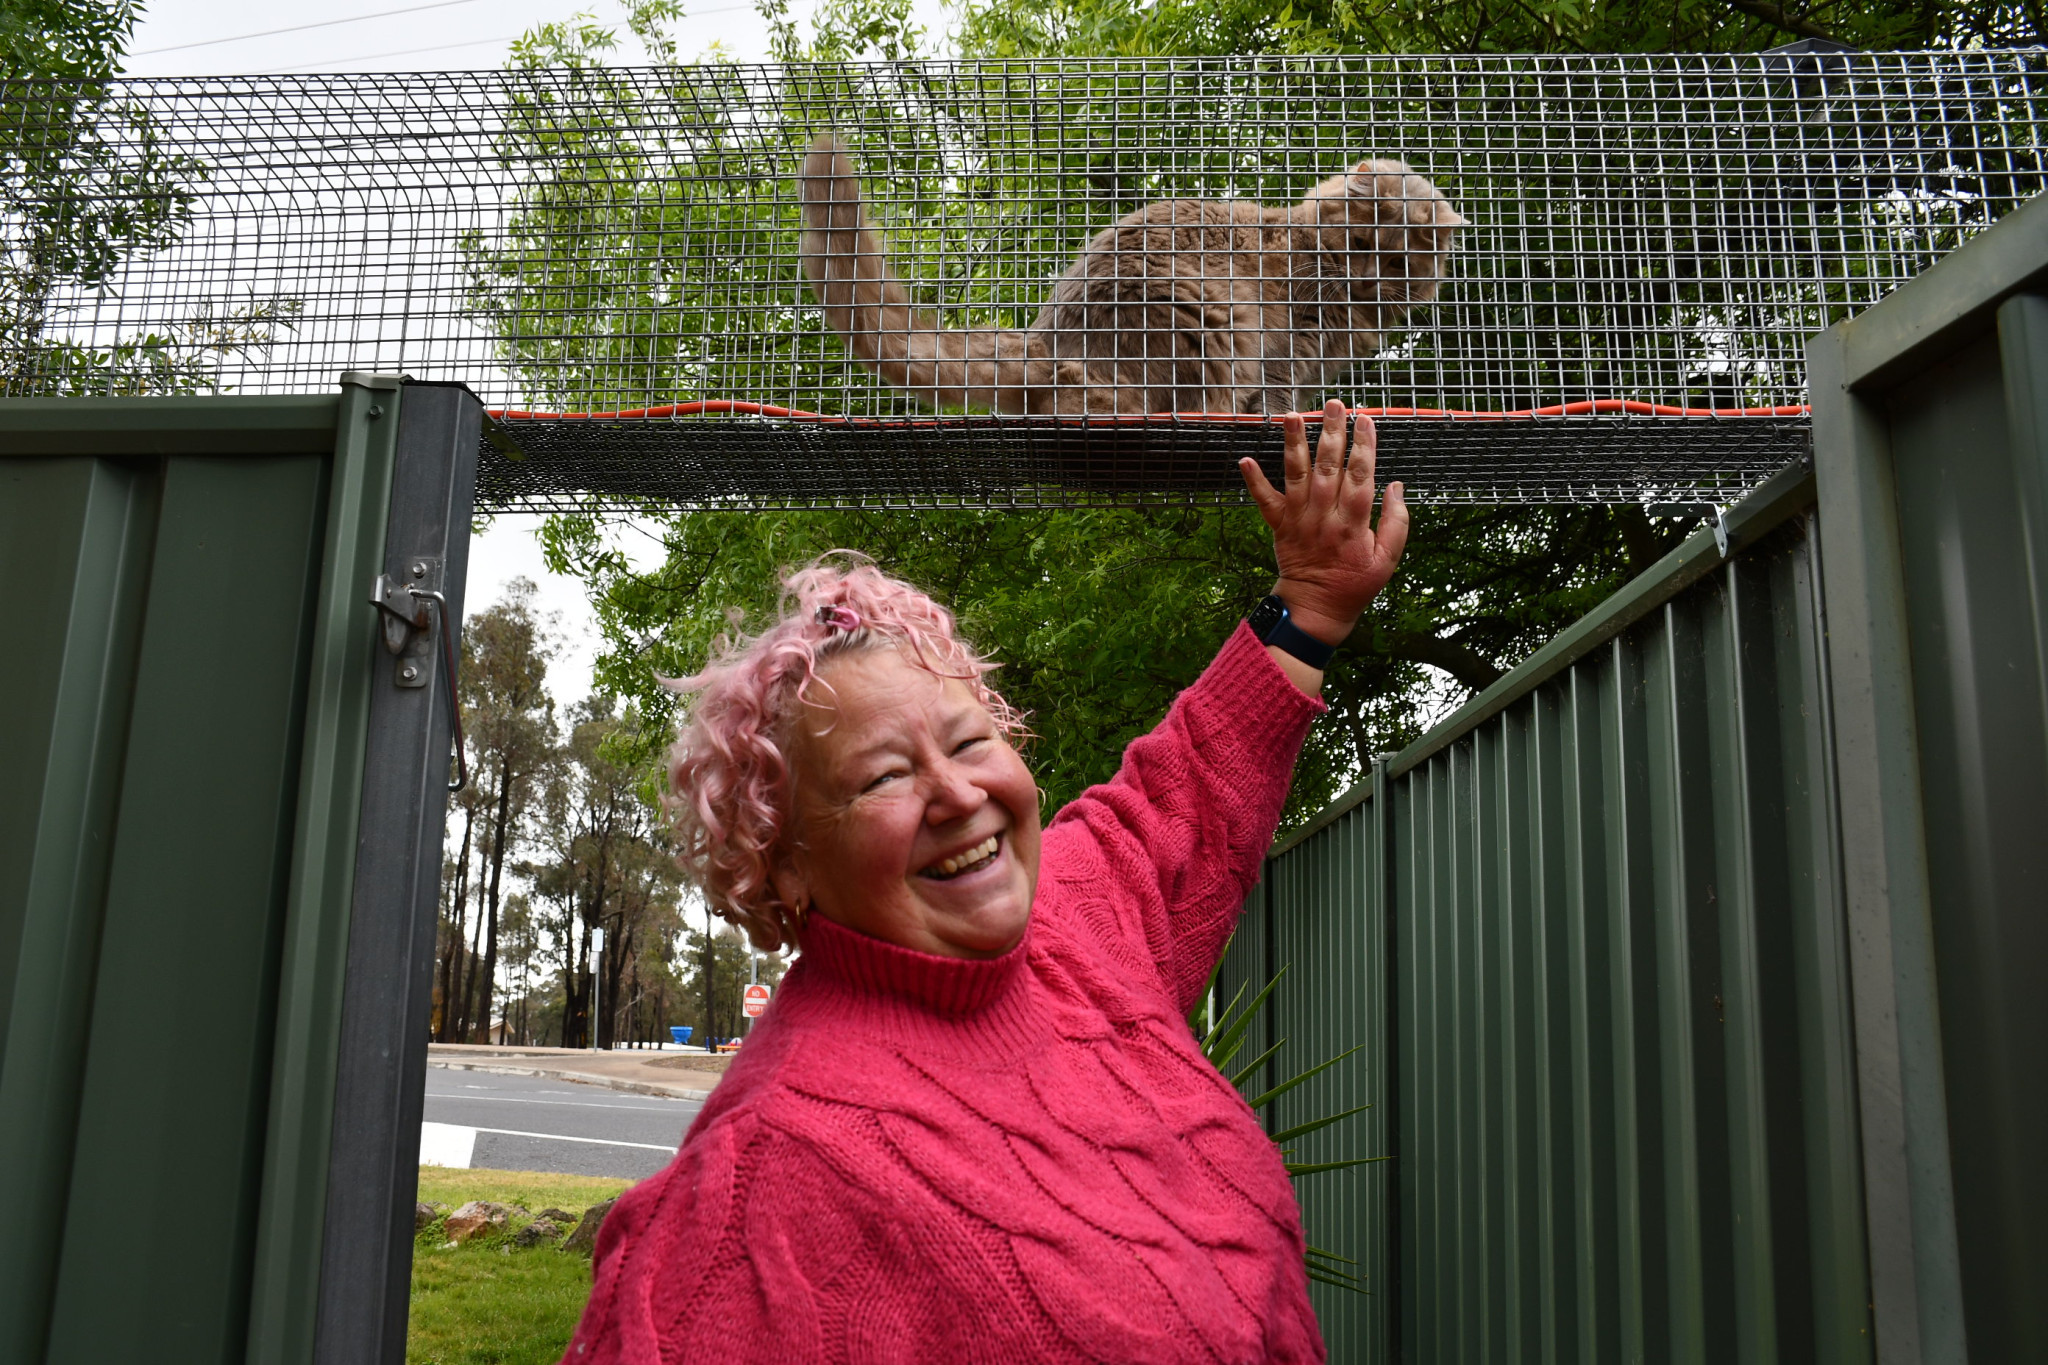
(798, 132, 1464, 418)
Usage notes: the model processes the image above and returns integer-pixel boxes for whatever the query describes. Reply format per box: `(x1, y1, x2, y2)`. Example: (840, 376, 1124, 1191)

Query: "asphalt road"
(420, 1067, 703, 1179)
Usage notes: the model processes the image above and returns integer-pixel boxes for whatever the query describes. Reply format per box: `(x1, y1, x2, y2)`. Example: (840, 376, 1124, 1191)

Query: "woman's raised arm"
(1036, 405, 1408, 1010)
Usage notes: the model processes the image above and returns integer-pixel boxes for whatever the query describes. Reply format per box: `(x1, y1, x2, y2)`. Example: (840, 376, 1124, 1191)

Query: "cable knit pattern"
(563, 625, 1326, 1364)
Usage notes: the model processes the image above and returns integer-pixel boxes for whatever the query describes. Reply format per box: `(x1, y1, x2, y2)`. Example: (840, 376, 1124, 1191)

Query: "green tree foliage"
(439, 580, 559, 1042)
(3, 0, 133, 76)
(948, 0, 2045, 62)
(434, 584, 716, 1049)
(483, 0, 2029, 839)
(523, 694, 690, 1047)
(541, 497, 1648, 824)
(672, 917, 790, 1043)
(1, 0, 300, 394)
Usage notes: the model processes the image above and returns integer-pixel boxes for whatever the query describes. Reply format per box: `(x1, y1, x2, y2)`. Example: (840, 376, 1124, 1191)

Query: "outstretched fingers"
(1309, 400, 1347, 510)
(1374, 481, 1412, 574)
(1283, 412, 1312, 492)
(1339, 411, 1379, 524)
(1257, 405, 1409, 631)
(1345, 408, 1377, 483)
(1239, 455, 1284, 526)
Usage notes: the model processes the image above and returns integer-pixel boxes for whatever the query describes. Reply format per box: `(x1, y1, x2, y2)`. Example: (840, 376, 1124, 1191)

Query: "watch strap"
(1249, 595, 1337, 669)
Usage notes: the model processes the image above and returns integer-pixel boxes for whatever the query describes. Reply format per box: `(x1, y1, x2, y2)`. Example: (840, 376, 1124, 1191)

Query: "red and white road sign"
(742, 983, 772, 1018)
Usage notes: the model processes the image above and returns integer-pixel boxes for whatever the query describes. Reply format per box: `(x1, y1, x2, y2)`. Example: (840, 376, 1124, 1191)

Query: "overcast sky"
(121, 0, 795, 78)
(117, 0, 942, 701)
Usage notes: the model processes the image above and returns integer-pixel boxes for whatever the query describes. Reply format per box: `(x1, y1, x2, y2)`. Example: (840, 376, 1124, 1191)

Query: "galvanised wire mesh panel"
(6, 52, 2046, 509)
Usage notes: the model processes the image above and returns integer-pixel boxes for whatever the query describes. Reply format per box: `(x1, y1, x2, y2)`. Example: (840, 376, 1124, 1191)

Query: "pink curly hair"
(663, 554, 1025, 951)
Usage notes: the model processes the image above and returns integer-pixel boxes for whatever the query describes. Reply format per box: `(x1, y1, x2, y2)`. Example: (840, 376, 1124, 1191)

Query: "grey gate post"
(312, 378, 482, 1364)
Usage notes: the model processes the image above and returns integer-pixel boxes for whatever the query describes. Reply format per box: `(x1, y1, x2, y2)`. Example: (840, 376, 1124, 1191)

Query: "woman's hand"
(1238, 400, 1410, 653)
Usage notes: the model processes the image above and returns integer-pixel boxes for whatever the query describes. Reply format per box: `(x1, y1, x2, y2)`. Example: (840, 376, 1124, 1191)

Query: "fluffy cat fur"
(798, 132, 1465, 418)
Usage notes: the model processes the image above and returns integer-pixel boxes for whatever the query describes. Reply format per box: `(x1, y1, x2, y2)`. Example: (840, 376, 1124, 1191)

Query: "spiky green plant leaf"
(1270, 1102, 1372, 1145)
(1243, 1044, 1363, 1112)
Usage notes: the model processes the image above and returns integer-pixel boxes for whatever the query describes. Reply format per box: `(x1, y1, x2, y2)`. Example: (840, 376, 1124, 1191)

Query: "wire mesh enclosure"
(7, 51, 2047, 509)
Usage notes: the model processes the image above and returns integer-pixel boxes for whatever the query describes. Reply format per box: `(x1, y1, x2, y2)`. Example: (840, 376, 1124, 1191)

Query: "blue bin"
(669, 1026, 693, 1046)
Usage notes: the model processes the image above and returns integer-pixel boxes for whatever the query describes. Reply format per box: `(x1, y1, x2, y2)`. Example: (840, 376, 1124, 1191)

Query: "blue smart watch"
(1247, 594, 1337, 670)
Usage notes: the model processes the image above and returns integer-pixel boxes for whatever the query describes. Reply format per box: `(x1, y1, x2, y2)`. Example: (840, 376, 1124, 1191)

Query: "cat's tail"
(799, 133, 1035, 413)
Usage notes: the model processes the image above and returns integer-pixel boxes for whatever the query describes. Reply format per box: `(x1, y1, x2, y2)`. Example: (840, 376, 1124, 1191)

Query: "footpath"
(427, 1042, 731, 1099)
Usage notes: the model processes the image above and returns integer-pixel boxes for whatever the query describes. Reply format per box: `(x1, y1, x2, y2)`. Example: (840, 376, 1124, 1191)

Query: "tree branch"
(1727, 0, 1842, 42)
(1612, 504, 1692, 578)
(1362, 627, 1506, 693)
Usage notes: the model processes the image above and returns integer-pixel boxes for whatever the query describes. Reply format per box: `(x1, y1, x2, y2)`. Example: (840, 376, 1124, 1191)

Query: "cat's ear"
(1345, 160, 1424, 215)
(1350, 156, 1413, 180)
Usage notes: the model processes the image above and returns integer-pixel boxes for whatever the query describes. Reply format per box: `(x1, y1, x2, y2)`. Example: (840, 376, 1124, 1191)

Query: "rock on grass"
(445, 1200, 516, 1243)
(514, 1217, 566, 1247)
(560, 1199, 617, 1256)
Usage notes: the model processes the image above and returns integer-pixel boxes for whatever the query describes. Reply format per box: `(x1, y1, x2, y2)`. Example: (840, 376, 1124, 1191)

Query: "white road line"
(419, 1121, 478, 1168)
(468, 1125, 678, 1152)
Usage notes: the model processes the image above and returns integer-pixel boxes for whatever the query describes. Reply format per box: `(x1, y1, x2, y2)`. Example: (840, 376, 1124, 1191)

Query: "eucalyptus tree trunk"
(475, 764, 514, 1041)
(703, 904, 717, 1046)
(436, 802, 473, 1041)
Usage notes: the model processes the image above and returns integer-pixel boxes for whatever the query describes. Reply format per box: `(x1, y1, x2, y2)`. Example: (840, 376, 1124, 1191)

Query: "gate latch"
(369, 560, 441, 687)
(369, 558, 469, 793)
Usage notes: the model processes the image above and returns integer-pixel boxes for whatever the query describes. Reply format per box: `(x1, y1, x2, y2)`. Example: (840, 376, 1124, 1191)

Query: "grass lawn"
(408, 1167, 634, 1365)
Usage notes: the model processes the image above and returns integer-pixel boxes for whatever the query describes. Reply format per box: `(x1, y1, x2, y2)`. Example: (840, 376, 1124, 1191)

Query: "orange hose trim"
(486, 398, 1812, 423)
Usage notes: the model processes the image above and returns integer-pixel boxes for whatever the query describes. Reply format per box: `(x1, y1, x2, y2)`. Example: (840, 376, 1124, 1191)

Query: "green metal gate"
(1225, 194, 2048, 1364)
(0, 377, 481, 1365)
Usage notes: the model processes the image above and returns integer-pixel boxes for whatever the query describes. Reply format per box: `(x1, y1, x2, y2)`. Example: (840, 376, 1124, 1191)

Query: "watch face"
(1248, 596, 1286, 638)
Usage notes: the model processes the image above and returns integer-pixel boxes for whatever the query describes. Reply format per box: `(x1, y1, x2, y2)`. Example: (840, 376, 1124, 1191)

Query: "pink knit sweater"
(565, 626, 1326, 1363)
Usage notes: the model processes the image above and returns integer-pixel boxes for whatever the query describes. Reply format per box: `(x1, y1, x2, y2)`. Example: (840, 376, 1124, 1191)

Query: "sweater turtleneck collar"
(795, 910, 1029, 1016)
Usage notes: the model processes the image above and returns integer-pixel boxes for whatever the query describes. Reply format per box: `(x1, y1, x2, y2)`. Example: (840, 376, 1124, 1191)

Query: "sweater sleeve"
(1037, 623, 1323, 1014)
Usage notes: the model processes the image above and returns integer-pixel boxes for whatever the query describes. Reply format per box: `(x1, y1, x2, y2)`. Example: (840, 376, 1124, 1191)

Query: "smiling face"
(771, 647, 1041, 960)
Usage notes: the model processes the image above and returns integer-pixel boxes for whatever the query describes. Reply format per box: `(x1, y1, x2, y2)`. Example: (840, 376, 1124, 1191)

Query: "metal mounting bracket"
(367, 557, 468, 792)
(368, 558, 441, 687)
(1711, 505, 1731, 558)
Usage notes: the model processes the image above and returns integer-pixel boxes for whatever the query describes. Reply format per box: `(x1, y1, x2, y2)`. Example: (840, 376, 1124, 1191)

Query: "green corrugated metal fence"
(1225, 193, 2048, 1364)
(1226, 468, 1867, 1363)
(0, 379, 479, 1365)
(1391, 488, 1870, 1365)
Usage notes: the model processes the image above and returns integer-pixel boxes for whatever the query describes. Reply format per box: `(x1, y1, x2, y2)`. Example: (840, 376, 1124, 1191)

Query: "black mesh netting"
(477, 412, 1811, 511)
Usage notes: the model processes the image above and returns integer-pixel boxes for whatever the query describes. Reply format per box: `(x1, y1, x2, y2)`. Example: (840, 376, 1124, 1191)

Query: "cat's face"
(1304, 159, 1466, 291)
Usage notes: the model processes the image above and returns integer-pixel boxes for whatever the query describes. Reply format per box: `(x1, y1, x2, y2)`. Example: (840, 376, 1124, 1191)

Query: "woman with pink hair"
(563, 402, 1408, 1364)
